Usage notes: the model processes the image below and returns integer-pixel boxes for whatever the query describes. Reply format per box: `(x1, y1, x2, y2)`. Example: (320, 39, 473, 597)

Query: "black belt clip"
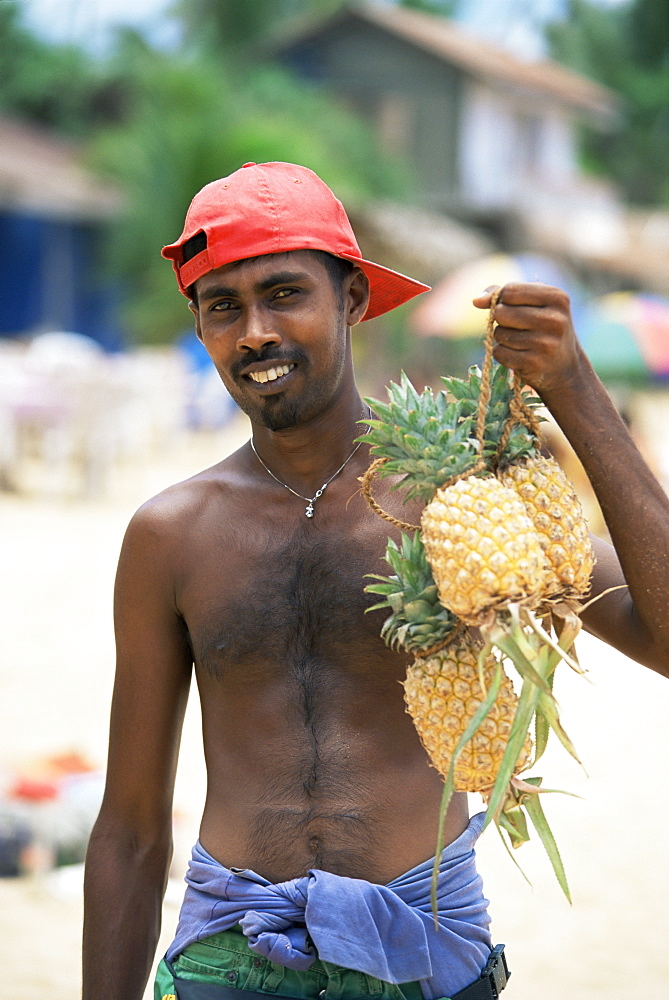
(482, 944, 510, 997)
(451, 944, 510, 1000)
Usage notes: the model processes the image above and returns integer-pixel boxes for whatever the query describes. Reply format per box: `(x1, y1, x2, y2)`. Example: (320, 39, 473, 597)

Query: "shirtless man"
(82, 162, 669, 1000)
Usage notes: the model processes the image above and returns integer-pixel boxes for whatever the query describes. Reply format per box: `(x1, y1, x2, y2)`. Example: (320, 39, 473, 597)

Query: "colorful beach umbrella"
(578, 292, 669, 381)
(410, 252, 582, 339)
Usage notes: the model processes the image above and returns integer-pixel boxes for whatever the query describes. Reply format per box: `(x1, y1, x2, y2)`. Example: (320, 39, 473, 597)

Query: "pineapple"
(366, 528, 571, 899)
(360, 361, 586, 903)
(404, 640, 532, 792)
(420, 476, 549, 624)
(498, 455, 594, 600)
(443, 363, 595, 603)
(367, 532, 534, 809)
(361, 370, 555, 625)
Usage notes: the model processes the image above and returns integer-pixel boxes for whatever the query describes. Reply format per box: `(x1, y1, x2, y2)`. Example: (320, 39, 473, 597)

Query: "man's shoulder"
(126, 445, 248, 540)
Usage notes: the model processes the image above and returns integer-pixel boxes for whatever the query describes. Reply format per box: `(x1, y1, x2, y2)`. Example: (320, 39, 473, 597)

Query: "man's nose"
(236, 306, 282, 353)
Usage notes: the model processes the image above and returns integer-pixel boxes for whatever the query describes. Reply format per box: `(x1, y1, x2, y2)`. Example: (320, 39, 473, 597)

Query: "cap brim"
(162, 240, 430, 320)
(338, 255, 430, 321)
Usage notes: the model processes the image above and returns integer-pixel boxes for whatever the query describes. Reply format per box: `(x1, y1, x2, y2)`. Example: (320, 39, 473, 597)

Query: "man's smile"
(247, 363, 296, 384)
(238, 360, 301, 396)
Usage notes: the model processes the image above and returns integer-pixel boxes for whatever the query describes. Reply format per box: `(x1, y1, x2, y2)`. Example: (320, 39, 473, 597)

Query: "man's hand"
(472, 283, 588, 397)
(474, 282, 669, 674)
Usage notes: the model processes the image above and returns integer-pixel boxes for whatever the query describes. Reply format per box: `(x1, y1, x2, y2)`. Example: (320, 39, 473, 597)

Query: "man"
(82, 162, 669, 1000)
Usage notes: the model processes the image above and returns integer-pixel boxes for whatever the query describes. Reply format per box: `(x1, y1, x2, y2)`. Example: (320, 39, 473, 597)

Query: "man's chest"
(177, 516, 397, 679)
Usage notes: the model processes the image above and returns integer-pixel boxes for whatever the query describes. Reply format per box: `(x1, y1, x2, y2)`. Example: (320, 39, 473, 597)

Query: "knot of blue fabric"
(167, 812, 490, 989)
(236, 867, 439, 980)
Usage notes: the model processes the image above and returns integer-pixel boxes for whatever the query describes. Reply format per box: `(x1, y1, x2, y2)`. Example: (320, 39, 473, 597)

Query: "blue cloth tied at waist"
(166, 812, 491, 994)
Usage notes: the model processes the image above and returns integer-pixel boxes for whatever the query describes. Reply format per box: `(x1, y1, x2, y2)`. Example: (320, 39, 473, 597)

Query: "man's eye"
(273, 288, 296, 300)
(211, 300, 236, 311)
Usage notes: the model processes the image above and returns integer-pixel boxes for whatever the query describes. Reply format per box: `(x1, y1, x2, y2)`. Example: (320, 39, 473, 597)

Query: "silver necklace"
(250, 409, 372, 519)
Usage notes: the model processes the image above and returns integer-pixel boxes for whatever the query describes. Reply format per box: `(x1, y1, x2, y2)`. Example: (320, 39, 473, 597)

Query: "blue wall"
(0, 210, 123, 350)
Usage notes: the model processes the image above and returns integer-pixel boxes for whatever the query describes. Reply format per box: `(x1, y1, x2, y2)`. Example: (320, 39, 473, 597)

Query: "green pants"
(155, 925, 427, 1000)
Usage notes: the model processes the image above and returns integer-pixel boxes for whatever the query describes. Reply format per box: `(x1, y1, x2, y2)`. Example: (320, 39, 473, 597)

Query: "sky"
(17, 0, 179, 50)
(457, 0, 569, 58)
(16, 0, 631, 55)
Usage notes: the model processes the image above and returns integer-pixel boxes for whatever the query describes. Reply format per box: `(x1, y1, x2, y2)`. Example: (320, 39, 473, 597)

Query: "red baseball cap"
(162, 161, 430, 321)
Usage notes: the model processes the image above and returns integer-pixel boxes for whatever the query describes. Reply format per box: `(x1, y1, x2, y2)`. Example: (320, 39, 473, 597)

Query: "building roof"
(350, 199, 494, 286)
(272, 1, 619, 122)
(0, 117, 122, 221)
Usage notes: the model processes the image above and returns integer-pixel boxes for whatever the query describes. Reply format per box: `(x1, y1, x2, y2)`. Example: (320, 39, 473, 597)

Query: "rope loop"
(359, 459, 421, 533)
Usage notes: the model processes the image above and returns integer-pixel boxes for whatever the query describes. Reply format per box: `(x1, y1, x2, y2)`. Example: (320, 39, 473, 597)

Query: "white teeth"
(249, 364, 294, 383)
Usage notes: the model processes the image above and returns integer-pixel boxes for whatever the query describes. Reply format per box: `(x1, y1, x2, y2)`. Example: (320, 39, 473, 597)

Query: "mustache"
(232, 346, 308, 380)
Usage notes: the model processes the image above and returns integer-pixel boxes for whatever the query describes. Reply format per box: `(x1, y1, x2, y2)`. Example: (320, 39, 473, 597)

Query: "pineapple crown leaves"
(365, 531, 458, 653)
(356, 367, 547, 502)
(357, 373, 480, 502)
(442, 363, 543, 466)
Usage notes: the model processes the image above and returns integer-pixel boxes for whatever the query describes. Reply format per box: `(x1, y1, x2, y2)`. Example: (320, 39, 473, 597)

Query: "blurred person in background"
(83, 162, 669, 1000)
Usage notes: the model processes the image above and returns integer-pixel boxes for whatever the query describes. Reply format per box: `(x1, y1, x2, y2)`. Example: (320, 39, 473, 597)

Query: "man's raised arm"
(474, 283, 669, 675)
(82, 501, 193, 1000)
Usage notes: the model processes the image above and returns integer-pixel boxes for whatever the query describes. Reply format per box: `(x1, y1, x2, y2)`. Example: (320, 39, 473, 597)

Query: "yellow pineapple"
(367, 533, 532, 794)
(498, 455, 594, 599)
(361, 365, 583, 903)
(420, 476, 549, 624)
(404, 639, 532, 792)
(440, 362, 594, 605)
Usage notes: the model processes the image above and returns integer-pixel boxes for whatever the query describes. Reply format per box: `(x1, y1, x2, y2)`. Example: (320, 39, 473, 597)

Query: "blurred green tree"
(396, 1, 456, 14)
(0, 1, 411, 344)
(0, 3, 118, 136)
(176, 0, 345, 50)
(548, 0, 669, 206)
(176, 0, 455, 51)
(89, 29, 409, 343)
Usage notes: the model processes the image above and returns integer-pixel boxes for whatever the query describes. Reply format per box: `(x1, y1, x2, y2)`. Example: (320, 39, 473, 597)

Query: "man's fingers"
(494, 325, 536, 348)
(499, 282, 569, 308)
(473, 281, 570, 311)
(495, 307, 553, 334)
(471, 284, 500, 309)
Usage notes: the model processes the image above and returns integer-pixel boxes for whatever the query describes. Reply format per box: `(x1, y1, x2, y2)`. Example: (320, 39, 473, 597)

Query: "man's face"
(190, 251, 366, 431)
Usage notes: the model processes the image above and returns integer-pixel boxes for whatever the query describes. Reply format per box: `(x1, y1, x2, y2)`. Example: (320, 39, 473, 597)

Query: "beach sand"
(0, 421, 666, 1000)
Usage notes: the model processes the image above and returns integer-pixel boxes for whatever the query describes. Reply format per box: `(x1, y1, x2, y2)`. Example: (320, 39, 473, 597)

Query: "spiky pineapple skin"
(420, 476, 549, 624)
(498, 455, 595, 597)
(404, 641, 532, 791)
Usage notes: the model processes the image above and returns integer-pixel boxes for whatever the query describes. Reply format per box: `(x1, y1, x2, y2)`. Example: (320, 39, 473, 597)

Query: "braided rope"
(496, 371, 542, 459)
(475, 287, 501, 449)
(511, 370, 542, 437)
(359, 458, 421, 532)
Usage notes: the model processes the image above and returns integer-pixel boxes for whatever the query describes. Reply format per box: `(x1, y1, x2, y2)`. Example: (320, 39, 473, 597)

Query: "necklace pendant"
(250, 408, 371, 520)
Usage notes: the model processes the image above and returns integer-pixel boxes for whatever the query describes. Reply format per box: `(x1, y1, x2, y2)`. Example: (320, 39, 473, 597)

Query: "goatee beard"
(255, 398, 302, 432)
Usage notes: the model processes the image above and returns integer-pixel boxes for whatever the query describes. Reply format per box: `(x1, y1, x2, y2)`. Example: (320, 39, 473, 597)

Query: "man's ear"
(188, 299, 204, 343)
(346, 268, 370, 327)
